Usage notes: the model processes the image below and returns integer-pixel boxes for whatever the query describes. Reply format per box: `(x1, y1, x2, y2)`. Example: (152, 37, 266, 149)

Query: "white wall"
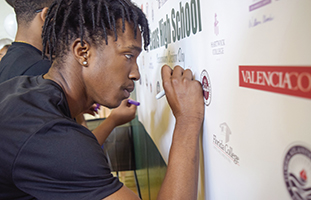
(0, 1, 16, 47)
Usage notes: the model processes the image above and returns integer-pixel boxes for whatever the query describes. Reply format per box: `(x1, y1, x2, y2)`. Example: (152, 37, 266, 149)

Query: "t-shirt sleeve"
(13, 120, 123, 200)
(23, 59, 51, 76)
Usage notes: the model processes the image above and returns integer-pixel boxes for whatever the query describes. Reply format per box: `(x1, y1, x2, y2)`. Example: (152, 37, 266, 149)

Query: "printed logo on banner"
(200, 70, 212, 106)
(220, 123, 231, 143)
(283, 145, 311, 199)
(211, 13, 225, 56)
(239, 66, 311, 99)
(157, 48, 185, 68)
(213, 123, 240, 165)
(214, 13, 219, 36)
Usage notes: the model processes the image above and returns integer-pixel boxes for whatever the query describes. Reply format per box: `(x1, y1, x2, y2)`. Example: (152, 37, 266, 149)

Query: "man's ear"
(40, 7, 49, 22)
(72, 39, 91, 66)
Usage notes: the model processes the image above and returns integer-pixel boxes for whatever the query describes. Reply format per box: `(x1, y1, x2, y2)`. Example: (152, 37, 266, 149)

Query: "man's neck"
(44, 58, 91, 119)
(15, 27, 43, 51)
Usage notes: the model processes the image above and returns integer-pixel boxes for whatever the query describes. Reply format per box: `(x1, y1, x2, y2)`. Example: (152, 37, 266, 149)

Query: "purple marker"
(94, 103, 100, 112)
(128, 99, 140, 106)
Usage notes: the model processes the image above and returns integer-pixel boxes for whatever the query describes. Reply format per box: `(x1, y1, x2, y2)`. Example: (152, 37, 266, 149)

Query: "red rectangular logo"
(239, 66, 311, 99)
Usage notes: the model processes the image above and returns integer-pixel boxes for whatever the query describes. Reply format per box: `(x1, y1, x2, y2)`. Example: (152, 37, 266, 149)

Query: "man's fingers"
(171, 65, 184, 78)
(161, 65, 173, 81)
(161, 65, 196, 91)
(183, 69, 193, 80)
(161, 65, 173, 91)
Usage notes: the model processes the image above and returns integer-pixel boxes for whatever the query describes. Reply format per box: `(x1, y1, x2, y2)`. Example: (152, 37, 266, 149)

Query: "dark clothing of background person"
(0, 75, 123, 200)
(0, 42, 50, 83)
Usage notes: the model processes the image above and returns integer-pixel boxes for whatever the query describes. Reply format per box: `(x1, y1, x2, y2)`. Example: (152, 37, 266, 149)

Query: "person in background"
(0, 0, 53, 83)
(0, 44, 11, 61)
(1, 0, 136, 140)
(0, 0, 204, 200)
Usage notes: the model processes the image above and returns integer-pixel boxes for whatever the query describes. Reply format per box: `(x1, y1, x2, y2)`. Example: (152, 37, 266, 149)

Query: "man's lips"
(126, 86, 134, 93)
(124, 86, 134, 98)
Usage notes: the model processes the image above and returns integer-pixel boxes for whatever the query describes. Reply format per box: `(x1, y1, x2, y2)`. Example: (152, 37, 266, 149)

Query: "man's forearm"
(92, 117, 117, 145)
(157, 119, 202, 200)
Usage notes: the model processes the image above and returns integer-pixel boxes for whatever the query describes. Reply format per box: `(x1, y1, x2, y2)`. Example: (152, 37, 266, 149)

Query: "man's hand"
(161, 65, 204, 124)
(157, 65, 204, 200)
(83, 103, 100, 116)
(108, 99, 137, 127)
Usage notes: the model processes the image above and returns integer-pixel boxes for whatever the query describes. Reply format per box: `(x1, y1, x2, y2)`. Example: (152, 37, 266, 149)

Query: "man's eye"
(125, 54, 133, 59)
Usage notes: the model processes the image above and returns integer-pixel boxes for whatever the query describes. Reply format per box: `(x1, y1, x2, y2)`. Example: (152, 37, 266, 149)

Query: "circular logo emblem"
(200, 70, 212, 106)
(283, 145, 311, 199)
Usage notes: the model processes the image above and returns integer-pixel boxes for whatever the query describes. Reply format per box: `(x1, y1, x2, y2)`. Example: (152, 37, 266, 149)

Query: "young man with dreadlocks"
(0, 0, 204, 199)
(1, 0, 137, 145)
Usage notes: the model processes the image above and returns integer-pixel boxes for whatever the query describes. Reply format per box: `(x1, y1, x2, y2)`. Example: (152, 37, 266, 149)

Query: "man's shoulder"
(4, 42, 44, 61)
(0, 43, 51, 83)
(0, 76, 67, 116)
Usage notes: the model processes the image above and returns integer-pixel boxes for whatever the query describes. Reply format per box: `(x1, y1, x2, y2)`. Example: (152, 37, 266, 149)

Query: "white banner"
(133, 0, 311, 199)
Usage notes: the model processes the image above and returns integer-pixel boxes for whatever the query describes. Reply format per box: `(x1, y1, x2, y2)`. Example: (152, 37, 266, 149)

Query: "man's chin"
(105, 100, 122, 109)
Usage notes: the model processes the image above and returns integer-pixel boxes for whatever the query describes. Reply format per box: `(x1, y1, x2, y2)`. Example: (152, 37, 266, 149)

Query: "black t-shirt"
(0, 42, 51, 83)
(0, 76, 123, 200)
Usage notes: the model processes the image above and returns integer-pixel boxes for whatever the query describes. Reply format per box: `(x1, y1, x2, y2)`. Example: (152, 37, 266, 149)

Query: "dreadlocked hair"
(42, 0, 150, 62)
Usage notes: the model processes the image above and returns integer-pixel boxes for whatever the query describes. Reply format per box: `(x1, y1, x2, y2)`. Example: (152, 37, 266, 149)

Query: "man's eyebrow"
(126, 45, 142, 53)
